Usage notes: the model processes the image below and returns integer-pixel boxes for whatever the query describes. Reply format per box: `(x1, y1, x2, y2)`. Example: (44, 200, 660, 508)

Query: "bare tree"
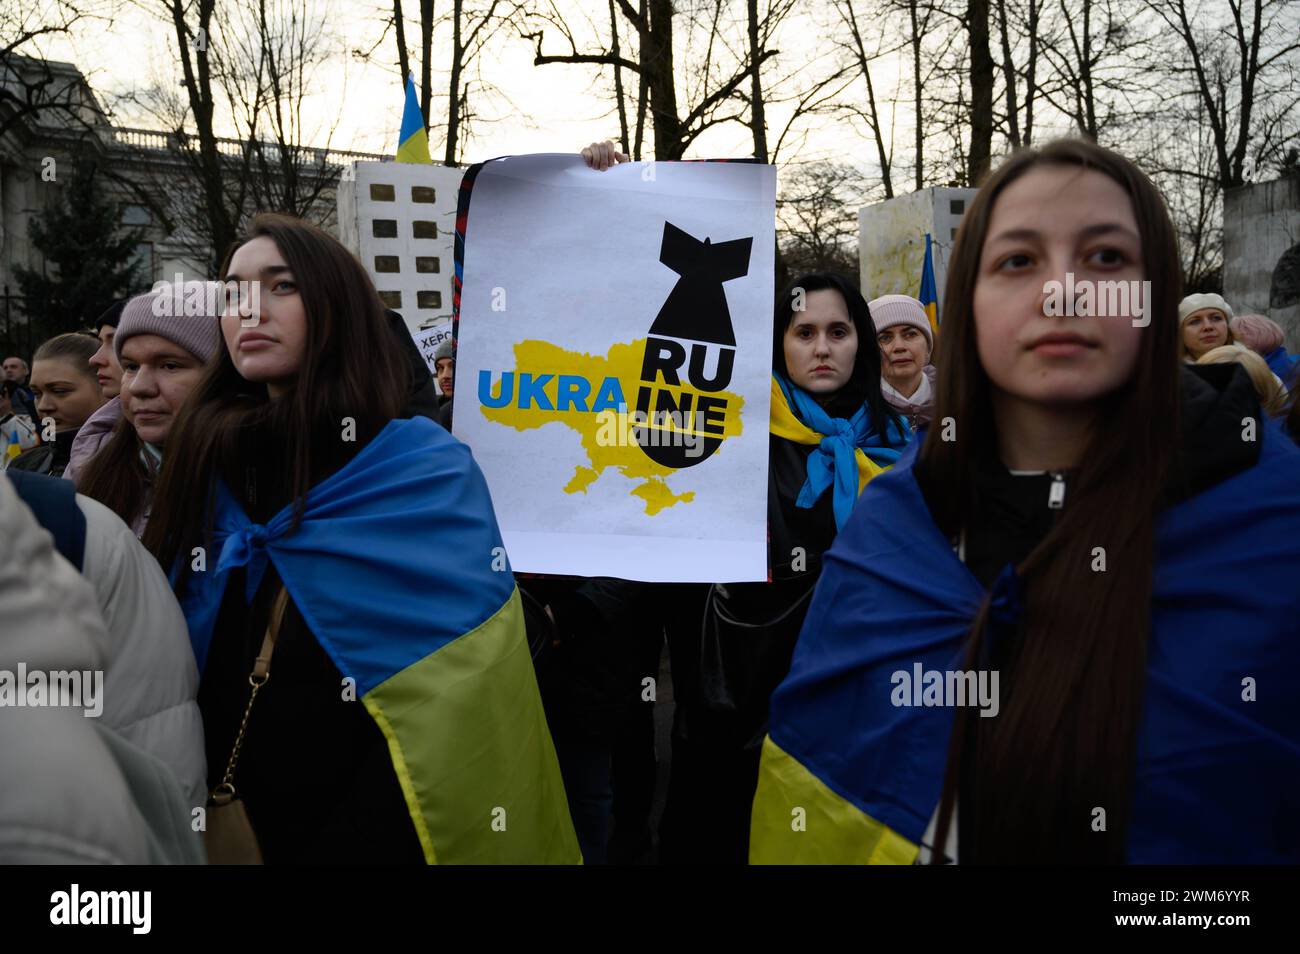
(393, 0, 411, 85)
(162, 0, 237, 269)
(777, 160, 871, 286)
(1144, 0, 1300, 189)
(441, 0, 508, 164)
(610, 0, 630, 152)
(0, 1, 118, 139)
(420, 0, 433, 121)
(1029, 0, 1144, 142)
(127, 0, 348, 270)
(522, 0, 777, 160)
(832, 0, 903, 197)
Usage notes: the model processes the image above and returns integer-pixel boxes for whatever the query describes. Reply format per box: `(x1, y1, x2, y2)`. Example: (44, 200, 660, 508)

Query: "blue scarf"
(775, 372, 909, 529)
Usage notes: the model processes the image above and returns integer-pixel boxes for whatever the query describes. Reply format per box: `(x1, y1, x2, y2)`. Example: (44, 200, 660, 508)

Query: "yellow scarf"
(767, 377, 889, 495)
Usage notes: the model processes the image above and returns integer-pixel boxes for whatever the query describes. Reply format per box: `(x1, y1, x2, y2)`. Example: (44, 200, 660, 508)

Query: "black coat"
(196, 419, 424, 863)
(667, 431, 840, 753)
(7, 426, 78, 479)
(523, 575, 664, 748)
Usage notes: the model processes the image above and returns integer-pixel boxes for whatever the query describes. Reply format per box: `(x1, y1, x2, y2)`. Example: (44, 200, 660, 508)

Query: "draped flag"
(177, 416, 580, 864)
(751, 420, 1300, 864)
(919, 232, 938, 335)
(395, 74, 432, 164)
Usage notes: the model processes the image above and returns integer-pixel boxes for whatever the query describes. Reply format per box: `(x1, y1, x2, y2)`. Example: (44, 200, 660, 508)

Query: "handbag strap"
(705, 580, 816, 632)
(210, 586, 290, 805)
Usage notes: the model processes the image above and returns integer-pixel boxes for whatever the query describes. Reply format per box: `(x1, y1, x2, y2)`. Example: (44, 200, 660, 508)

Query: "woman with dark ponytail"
(751, 139, 1300, 864)
(659, 271, 909, 864)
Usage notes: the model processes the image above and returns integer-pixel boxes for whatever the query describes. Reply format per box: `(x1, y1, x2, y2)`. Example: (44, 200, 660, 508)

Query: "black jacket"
(912, 362, 1263, 864)
(196, 417, 424, 863)
(523, 575, 663, 747)
(668, 429, 848, 753)
(7, 426, 79, 479)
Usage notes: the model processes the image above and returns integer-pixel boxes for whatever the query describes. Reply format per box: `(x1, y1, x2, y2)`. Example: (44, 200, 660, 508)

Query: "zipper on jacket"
(1047, 471, 1066, 510)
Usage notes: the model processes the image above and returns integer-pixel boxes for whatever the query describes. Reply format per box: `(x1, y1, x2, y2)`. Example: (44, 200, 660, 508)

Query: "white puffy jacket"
(77, 494, 207, 810)
(0, 476, 203, 863)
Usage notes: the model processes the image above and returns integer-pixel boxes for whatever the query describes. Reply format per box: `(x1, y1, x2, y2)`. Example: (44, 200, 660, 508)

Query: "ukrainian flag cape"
(180, 416, 580, 864)
(752, 419, 1300, 864)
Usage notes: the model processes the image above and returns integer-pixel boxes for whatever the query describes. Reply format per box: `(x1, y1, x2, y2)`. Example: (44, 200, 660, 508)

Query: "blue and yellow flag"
(919, 232, 938, 336)
(920, 231, 941, 335)
(179, 417, 581, 864)
(752, 419, 1300, 864)
(396, 74, 432, 164)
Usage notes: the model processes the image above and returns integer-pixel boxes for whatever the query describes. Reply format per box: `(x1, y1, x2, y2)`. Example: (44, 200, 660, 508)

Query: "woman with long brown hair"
(145, 213, 577, 864)
(749, 139, 1300, 864)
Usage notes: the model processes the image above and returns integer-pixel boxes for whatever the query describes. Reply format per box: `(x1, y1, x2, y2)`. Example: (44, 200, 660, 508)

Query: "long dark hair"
(773, 272, 904, 441)
(143, 213, 408, 587)
(78, 415, 153, 526)
(919, 140, 1183, 863)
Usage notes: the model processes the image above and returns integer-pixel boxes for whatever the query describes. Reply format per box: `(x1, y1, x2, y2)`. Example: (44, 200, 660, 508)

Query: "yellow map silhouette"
(480, 338, 745, 514)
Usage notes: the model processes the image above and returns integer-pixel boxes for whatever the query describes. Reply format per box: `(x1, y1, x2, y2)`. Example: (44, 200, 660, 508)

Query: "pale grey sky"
(40, 0, 906, 171)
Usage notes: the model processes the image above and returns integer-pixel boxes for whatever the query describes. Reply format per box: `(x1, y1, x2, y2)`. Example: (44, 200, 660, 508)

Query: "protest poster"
(453, 154, 776, 582)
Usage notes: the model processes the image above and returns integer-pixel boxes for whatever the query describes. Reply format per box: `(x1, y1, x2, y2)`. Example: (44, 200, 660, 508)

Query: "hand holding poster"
(453, 154, 776, 582)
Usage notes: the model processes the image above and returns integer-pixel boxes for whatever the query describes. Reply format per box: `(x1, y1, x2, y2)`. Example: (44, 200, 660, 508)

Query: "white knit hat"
(868, 294, 934, 350)
(1178, 293, 1234, 326)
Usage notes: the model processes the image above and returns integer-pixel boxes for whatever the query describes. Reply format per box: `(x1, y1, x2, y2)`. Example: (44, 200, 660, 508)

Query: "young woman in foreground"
(145, 213, 578, 863)
(750, 139, 1300, 864)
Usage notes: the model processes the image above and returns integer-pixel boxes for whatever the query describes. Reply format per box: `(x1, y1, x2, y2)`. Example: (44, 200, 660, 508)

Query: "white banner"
(453, 154, 776, 582)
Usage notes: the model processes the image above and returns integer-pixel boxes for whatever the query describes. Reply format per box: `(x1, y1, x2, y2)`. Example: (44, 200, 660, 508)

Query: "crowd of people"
(1, 137, 1297, 865)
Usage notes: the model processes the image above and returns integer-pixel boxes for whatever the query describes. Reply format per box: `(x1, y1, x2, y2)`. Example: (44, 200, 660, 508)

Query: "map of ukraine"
(480, 338, 745, 515)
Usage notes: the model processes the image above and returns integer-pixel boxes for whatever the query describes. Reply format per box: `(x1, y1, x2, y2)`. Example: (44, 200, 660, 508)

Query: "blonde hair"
(1196, 344, 1288, 416)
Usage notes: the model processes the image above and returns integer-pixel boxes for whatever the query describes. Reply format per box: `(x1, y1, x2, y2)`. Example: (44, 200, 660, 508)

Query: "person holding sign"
(144, 213, 578, 864)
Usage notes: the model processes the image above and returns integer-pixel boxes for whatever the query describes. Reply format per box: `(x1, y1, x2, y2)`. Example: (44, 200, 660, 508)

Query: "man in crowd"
(2, 356, 38, 422)
(434, 339, 455, 429)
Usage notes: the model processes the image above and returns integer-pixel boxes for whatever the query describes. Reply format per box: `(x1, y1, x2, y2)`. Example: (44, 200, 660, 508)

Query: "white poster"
(453, 154, 776, 582)
(412, 321, 454, 374)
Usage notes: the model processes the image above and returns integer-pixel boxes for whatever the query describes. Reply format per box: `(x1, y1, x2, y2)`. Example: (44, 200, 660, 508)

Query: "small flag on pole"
(919, 232, 938, 336)
(396, 74, 432, 164)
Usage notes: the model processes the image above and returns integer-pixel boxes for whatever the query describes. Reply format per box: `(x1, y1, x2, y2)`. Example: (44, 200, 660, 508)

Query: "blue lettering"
(479, 370, 514, 408)
(556, 375, 592, 412)
(591, 377, 625, 413)
(518, 373, 555, 410)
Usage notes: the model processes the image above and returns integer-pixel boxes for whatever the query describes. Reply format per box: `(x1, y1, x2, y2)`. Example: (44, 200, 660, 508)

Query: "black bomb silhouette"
(634, 221, 753, 468)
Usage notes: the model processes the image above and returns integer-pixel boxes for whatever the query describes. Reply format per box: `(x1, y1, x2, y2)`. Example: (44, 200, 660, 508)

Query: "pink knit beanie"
(868, 294, 934, 351)
(114, 283, 223, 365)
(1230, 314, 1285, 355)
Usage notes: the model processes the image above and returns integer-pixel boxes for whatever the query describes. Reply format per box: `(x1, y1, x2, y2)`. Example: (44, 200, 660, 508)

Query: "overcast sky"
(39, 0, 894, 170)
